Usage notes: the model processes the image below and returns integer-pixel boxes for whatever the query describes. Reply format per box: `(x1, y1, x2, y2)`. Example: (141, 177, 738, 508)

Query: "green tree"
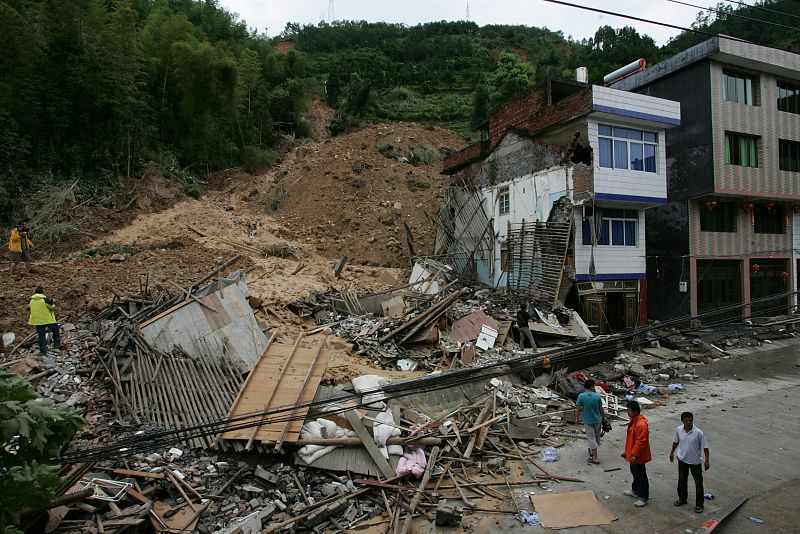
(0, 372, 84, 533)
(470, 84, 489, 130)
(487, 51, 535, 108)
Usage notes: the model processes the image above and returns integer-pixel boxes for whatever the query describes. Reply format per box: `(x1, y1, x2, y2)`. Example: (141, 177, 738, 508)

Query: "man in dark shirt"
(517, 303, 537, 349)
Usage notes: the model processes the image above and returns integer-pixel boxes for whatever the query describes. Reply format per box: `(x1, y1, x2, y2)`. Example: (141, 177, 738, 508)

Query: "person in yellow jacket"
(29, 287, 61, 355)
(8, 221, 34, 275)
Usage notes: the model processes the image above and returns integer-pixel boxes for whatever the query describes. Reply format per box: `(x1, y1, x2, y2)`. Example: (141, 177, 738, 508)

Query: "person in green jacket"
(28, 287, 61, 355)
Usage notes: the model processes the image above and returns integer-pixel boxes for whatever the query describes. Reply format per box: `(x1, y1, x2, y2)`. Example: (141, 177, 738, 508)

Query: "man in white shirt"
(669, 412, 710, 513)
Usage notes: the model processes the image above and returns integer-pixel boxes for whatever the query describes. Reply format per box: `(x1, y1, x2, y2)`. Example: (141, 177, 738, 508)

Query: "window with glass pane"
(498, 186, 510, 215)
(724, 133, 758, 167)
(777, 82, 799, 114)
(597, 124, 658, 173)
(581, 209, 636, 246)
(723, 71, 757, 105)
(599, 138, 613, 168)
(779, 140, 800, 172)
(754, 204, 785, 234)
(700, 202, 736, 232)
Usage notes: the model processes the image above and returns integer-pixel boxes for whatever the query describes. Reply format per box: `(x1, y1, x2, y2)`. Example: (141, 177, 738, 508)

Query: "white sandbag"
(352, 375, 391, 409)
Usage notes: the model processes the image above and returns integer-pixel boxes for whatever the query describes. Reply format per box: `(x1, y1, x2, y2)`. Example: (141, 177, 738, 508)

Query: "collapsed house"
(436, 78, 681, 333)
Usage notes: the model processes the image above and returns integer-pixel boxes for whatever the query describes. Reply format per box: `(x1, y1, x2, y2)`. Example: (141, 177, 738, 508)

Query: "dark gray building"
(614, 36, 800, 321)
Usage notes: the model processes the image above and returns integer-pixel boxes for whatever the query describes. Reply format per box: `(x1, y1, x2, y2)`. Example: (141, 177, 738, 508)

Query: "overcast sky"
(218, 0, 705, 45)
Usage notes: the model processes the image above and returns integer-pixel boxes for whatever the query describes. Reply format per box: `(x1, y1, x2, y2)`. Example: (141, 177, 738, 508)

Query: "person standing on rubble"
(8, 221, 34, 275)
(576, 379, 605, 464)
(517, 302, 537, 350)
(622, 400, 651, 508)
(28, 287, 61, 355)
(670, 411, 710, 513)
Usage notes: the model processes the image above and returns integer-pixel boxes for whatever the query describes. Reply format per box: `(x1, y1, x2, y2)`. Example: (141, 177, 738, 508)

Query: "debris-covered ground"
(2, 123, 799, 533)
(3, 244, 798, 532)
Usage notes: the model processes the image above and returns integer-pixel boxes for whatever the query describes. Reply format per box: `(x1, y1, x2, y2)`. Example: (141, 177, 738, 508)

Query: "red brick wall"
(572, 164, 593, 194)
(442, 83, 593, 175)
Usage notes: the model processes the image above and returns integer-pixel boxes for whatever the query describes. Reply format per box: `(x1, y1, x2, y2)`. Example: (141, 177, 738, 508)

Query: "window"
(777, 81, 799, 114)
(598, 125, 657, 173)
(500, 245, 510, 272)
(723, 70, 757, 105)
(581, 207, 638, 246)
(498, 186, 510, 215)
(700, 201, 736, 232)
(753, 204, 785, 234)
(725, 133, 758, 167)
(779, 139, 800, 172)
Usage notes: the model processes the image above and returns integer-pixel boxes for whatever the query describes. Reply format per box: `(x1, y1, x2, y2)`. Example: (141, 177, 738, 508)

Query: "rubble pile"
(2, 251, 796, 534)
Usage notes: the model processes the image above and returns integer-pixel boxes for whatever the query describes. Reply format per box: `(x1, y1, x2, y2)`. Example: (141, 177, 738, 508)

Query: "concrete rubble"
(2, 255, 797, 533)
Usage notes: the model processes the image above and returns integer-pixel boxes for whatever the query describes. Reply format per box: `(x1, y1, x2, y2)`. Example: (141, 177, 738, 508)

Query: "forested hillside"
(1, 0, 798, 227)
(295, 0, 799, 137)
(0, 0, 312, 223)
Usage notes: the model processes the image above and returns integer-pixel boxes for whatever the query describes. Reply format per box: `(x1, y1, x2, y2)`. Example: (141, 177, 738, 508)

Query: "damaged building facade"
(439, 79, 680, 333)
(614, 37, 800, 321)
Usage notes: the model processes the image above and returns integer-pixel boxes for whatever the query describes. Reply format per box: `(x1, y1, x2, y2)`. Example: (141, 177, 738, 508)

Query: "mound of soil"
(271, 122, 468, 267)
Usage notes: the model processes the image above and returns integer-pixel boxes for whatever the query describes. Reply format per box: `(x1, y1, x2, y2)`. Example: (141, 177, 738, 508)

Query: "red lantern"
(793, 205, 800, 214)
(704, 200, 717, 211)
(751, 263, 760, 273)
(781, 271, 789, 282)
(765, 202, 775, 211)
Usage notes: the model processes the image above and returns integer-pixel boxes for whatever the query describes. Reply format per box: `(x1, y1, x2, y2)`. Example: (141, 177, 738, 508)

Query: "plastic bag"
(541, 447, 559, 462)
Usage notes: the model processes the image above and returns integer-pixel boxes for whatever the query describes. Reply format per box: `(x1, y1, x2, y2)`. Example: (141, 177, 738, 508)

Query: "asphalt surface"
(485, 338, 800, 534)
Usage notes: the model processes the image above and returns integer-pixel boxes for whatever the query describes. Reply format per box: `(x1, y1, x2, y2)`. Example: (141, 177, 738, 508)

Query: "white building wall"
(483, 167, 573, 286)
(574, 206, 648, 279)
(587, 119, 669, 201)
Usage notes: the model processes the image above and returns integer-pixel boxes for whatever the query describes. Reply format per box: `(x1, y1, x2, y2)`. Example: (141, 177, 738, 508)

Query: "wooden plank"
(112, 469, 164, 480)
(220, 336, 333, 445)
(694, 496, 749, 534)
(245, 334, 304, 449)
(343, 409, 396, 480)
(274, 336, 328, 451)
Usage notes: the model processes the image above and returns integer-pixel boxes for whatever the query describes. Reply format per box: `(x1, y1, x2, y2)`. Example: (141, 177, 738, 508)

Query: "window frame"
(597, 124, 658, 173)
(581, 207, 638, 247)
(753, 204, 785, 235)
(779, 139, 800, 172)
(724, 132, 759, 168)
(777, 81, 799, 115)
(723, 70, 758, 106)
(498, 186, 510, 216)
(699, 201, 736, 233)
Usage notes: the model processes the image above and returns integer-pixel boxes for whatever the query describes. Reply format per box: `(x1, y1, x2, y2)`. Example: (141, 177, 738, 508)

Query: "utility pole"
(328, 0, 335, 22)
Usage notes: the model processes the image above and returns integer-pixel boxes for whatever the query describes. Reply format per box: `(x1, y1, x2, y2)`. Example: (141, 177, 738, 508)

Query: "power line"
(667, 0, 800, 31)
(542, 0, 752, 43)
(722, 0, 800, 21)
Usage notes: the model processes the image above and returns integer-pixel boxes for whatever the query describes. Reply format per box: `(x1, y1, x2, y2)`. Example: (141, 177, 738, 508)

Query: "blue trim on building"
(575, 273, 646, 281)
(592, 104, 681, 126)
(595, 192, 668, 204)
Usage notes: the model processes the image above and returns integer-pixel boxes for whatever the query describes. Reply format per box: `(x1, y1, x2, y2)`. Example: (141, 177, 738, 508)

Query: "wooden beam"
(343, 409, 396, 480)
(398, 446, 440, 534)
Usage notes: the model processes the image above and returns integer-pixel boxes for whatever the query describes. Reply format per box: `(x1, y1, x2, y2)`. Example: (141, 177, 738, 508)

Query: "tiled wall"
(592, 85, 681, 125)
(588, 119, 669, 201)
(710, 62, 800, 198)
(689, 200, 792, 257)
(574, 206, 647, 278)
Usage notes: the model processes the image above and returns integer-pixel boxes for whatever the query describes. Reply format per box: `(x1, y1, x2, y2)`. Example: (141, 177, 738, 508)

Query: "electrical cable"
(57, 289, 799, 463)
(721, 0, 800, 21)
(667, 0, 800, 31)
(542, 0, 753, 42)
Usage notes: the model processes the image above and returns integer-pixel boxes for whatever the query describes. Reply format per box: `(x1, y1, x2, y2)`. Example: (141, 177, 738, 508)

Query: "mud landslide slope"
(272, 122, 468, 267)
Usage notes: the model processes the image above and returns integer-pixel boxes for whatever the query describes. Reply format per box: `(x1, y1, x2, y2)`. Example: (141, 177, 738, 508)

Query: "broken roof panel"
(139, 270, 267, 371)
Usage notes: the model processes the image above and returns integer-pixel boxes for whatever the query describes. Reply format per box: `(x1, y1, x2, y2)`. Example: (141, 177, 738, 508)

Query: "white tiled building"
(443, 80, 680, 333)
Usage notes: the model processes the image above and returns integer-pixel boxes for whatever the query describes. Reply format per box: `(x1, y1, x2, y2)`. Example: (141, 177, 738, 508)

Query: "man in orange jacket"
(621, 400, 651, 507)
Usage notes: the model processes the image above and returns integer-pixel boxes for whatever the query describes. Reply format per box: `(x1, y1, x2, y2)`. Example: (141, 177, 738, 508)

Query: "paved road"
(490, 339, 800, 534)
